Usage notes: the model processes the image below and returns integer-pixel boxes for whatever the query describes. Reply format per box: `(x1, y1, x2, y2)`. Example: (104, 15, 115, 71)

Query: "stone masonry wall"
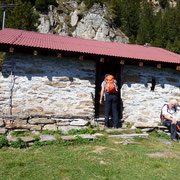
(121, 65, 180, 126)
(0, 53, 96, 134)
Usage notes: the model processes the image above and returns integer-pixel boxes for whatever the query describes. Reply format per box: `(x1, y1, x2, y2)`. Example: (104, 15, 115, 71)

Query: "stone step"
(7, 136, 35, 143)
(61, 133, 104, 141)
(135, 125, 167, 129)
(108, 133, 149, 139)
(105, 128, 135, 133)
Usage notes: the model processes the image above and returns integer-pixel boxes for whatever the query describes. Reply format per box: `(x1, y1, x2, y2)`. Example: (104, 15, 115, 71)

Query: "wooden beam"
(33, 50, 38, 56)
(139, 62, 143, 67)
(120, 60, 125, 65)
(9, 47, 14, 53)
(57, 53, 62, 58)
(79, 55, 83, 61)
(157, 64, 161, 69)
(176, 66, 180, 71)
(100, 57, 104, 63)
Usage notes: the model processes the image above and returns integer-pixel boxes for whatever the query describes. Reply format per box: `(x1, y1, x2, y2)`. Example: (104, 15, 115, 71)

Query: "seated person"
(161, 99, 180, 142)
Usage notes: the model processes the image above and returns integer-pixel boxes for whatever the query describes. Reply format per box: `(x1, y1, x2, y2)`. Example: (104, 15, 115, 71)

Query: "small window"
(151, 77, 156, 91)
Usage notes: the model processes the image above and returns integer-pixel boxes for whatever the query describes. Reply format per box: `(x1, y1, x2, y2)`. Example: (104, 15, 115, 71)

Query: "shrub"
(10, 138, 27, 149)
(0, 135, 8, 148)
(68, 126, 97, 135)
(35, 0, 58, 12)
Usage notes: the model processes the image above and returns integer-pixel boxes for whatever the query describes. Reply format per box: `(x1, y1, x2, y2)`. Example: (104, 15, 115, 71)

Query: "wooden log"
(57, 53, 62, 58)
(139, 62, 143, 67)
(9, 47, 14, 53)
(100, 57, 104, 63)
(176, 66, 180, 71)
(120, 60, 125, 65)
(33, 50, 38, 56)
(79, 55, 83, 60)
(157, 64, 161, 69)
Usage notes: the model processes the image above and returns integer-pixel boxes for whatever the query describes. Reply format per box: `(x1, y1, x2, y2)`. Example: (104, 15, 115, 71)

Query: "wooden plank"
(100, 57, 104, 63)
(57, 53, 62, 58)
(9, 47, 14, 53)
(33, 50, 38, 55)
(157, 64, 161, 69)
(176, 66, 180, 71)
(79, 55, 83, 60)
(139, 62, 143, 67)
(120, 60, 125, 65)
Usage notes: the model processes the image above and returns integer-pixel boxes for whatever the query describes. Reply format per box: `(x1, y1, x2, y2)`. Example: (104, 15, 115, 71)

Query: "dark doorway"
(95, 59, 122, 124)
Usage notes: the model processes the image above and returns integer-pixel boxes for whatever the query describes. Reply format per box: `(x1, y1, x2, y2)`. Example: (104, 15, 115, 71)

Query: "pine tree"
(0, 0, 39, 31)
(119, 0, 141, 38)
(137, 0, 155, 45)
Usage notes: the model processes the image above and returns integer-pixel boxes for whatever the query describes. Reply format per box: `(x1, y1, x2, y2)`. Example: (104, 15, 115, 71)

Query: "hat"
(105, 74, 110, 78)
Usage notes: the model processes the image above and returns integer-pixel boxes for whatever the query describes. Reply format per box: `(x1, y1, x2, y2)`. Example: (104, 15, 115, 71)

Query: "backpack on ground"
(104, 75, 117, 93)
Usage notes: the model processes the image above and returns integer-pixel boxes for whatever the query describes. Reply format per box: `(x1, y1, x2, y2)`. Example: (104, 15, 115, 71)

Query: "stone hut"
(0, 28, 180, 134)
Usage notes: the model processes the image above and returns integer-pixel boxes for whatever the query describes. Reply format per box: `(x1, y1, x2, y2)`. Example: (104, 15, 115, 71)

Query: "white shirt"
(162, 104, 177, 119)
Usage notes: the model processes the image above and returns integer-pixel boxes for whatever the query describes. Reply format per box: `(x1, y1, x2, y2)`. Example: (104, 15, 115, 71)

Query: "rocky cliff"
(37, 0, 129, 43)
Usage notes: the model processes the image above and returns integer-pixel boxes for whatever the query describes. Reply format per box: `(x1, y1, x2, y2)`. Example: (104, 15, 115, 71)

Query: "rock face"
(37, 1, 129, 43)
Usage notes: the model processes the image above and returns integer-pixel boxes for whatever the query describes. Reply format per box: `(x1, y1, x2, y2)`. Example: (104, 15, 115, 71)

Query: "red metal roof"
(0, 28, 180, 64)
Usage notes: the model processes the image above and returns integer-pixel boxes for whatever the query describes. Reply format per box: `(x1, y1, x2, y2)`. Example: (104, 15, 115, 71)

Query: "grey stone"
(40, 135, 56, 142)
(0, 128, 7, 134)
(70, 119, 89, 126)
(7, 136, 35, 143)
(108, 134, 149, 139)
(29, 118, 54, 124)
(43, 124, 57, 131)
(61, 135, 76, 141)
(71, 10, 79, 26)
(58, 126, 83, 133)
(0, 120, 4, 127)
(160, 139, 172, 145)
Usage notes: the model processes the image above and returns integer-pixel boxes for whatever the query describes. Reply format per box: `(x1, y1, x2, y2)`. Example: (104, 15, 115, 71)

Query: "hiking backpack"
(160, 104, 177, 121)
(104, 75, 117, 93)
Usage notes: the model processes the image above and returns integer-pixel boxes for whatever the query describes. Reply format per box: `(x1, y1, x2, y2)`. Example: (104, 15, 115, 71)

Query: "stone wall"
(121, 65, 180, 126)
(0, 53, 96, 134)
(1, 53, 180, 133)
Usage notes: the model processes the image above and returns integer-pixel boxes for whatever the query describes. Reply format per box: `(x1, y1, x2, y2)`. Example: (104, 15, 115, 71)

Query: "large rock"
(37, 2, 129, 43)
(71, 9, 79, 26)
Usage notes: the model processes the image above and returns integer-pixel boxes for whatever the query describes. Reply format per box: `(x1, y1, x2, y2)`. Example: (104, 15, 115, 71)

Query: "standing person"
(99, 74, 119, 128)
(160, 99, 180, 142)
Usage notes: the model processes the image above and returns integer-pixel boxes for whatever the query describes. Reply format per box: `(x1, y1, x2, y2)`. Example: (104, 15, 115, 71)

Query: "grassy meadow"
(0, 134, 180, 180)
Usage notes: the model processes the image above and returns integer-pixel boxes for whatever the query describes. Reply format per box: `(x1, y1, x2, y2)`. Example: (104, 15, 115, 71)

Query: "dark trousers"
(163, 119, 180, 139)
(105, 93, 119, 127)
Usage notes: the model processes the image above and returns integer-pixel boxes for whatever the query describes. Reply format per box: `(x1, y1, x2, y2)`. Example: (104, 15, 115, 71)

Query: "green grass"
(0, 135, 180, 180)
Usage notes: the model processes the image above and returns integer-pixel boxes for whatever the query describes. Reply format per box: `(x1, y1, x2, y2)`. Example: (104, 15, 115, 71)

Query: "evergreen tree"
(117, 0, 141, 39)
(137, 0, 155, 45)
(159, 0, 169, 9)
(0, 0, 39, 31)
(35, 0, 58, 12)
